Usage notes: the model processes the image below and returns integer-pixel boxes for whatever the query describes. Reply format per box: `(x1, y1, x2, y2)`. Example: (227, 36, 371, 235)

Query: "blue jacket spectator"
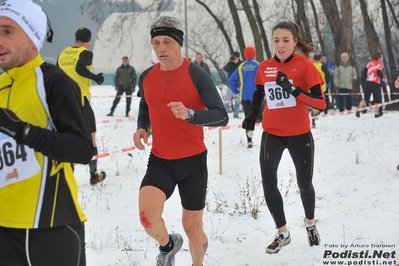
(228, 46, 259, 148)
(228, 47, 259, 102)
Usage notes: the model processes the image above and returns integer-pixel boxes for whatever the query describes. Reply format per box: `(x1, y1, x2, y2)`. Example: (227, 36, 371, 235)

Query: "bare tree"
(309, 0, 326, 54)
(380, 0, 399, 109)
(194, 0, 236, 54)
(252, 0, 271, 59)
(385, 0, 399, 30)
(226, 0, 246, 55)
(319, 0, 342, 63)
(238, 0, 263, 60)
(358, 0, 381, 57)
(294, 0, 312, 44)
(79, 0, 399, 92)
(341, 0, 354, 56)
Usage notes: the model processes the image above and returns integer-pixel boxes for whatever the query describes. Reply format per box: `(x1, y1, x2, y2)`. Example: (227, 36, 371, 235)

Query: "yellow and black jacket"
(314, 60, 328, 93)
(57, 46, 92, 105)
(0, 54, 92, 229)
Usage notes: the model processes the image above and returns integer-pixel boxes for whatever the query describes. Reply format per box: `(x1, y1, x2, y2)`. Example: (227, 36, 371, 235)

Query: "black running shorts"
(140, 150, 208, 211)
(83, 97, 96, 133)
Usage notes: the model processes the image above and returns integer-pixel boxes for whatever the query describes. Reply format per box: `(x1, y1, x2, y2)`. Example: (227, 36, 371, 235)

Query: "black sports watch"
(186, 108, 195, 121)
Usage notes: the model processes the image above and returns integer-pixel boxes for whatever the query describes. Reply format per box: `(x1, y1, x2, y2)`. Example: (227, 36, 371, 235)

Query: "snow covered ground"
(76, 85, 399, 266)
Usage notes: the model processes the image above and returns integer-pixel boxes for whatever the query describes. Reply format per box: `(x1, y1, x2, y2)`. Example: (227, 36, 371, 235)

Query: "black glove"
(92, 72, 104, 85)
(276, 71, 300, 96)
(0, 108, 29, 142)
(242, 89, 264, 130)
(242, 110, 257, 131)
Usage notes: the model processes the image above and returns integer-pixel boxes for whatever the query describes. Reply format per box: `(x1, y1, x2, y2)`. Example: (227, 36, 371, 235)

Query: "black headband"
(150, 27, 184, 46)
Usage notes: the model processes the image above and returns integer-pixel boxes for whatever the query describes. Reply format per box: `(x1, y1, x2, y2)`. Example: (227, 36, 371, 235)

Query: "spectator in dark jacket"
(194, 53, 211, 75)
(107, 56, 137, 117)
(223, 51, 242, 118)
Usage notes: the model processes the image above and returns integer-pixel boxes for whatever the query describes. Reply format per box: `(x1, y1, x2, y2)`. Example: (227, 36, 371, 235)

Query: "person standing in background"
(333, 52, 357, 113)
(223, 51, 242, 118)
(58, 27, 106, 185)
(107, 56, 137, 117)
(194, 52, 211, 75)
(311, 53, 330, 128)
(133, 16, 228, 266)
(0, 0, 92, 264)
(242, 21, 325, 254)
(320, 55, 333, 114)
(228, 46, 259, 148)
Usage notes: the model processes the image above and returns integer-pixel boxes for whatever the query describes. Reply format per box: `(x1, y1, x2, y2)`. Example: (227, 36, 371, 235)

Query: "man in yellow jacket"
(311, 53, 330, 128)
(0, 0, 92, 265)
(58, 27, 106, 185)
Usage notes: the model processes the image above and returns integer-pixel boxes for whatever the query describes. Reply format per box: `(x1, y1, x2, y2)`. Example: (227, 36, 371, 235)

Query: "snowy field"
(75, 85, 399, 266)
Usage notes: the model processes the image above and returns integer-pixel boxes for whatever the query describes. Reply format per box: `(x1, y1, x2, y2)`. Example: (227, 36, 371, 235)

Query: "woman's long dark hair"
(272, 21, 314, 57)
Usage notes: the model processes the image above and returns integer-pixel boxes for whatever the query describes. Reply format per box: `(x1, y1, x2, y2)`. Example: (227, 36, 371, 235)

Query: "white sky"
(75, 85, 399, 266)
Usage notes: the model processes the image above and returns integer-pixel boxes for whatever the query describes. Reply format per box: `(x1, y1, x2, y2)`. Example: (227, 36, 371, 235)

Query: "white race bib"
(0, 134, 40, 188)
(264, 81, 296, 109)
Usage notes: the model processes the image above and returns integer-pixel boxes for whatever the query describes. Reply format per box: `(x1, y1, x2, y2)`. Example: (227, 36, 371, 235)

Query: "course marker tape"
(94, 99, 399, 159)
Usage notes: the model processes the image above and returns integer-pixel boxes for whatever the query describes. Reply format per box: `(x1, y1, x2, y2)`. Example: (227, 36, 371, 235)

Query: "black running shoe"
(306, 225, 320, 246)
(90, 171, 106, 185)
(266, 232, 291, 254)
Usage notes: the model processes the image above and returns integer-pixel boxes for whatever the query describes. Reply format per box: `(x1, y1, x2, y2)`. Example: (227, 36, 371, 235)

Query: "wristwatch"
(186, 108, 195, 121)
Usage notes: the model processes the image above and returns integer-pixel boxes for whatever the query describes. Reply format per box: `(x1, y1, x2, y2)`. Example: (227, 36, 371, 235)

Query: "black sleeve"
(204, 63, 211, 75)
(360, 67, 367, 87)
(188, 63, 228, 126)
(114, 66, 119, 86)
(322, 64, 331, 85)
(131, 66, 137, 86)
(21, 63, 93, 164)
(377, 69, 383, 79)
(249, 85, 266, 116)
(289, 83, 326, 111)
(136, 67, 152, 130)
(309, 84, 323, 96)
(223, 62, 233, 73)
(75, 50, 97, 80)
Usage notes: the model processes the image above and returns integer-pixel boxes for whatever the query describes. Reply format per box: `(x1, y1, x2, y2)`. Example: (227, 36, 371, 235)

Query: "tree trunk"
(309, 0, 326, 53)
(319, 0, 342, 64)
(252, 0, 271, 59)
(294, 0, 312, 44)
(340, 0, 353, 57)
(385, 0, 399, 30)
(380, 0, 398, 110)
(226, 0, 246, 56)
(239, 0, 263, 61)
(358, 0, 381, 57)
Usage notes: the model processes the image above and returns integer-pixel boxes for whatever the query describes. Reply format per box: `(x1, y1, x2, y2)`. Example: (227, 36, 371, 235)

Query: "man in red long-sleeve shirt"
(133, 15, 228, 266)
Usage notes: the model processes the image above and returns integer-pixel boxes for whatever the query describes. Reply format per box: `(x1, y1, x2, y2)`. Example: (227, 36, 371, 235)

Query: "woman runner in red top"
(242, 21, 326, 254)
